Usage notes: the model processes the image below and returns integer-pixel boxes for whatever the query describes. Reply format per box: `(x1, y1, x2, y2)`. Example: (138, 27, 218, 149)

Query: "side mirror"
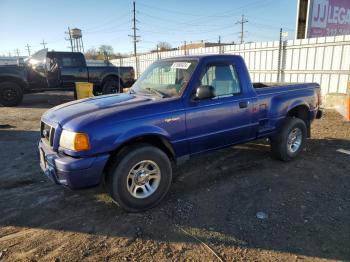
(195, 85, 215, 100)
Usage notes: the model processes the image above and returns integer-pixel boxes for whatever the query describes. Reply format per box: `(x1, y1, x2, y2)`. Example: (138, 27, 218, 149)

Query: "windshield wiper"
(144, 88, 169, 98)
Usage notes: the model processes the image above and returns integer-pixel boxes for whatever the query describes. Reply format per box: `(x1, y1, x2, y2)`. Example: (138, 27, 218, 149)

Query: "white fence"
(111, 35, 350, 96)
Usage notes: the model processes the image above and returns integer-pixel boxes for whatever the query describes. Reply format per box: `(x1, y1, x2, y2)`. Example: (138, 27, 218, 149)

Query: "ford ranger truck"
(38, 55, 322, 212)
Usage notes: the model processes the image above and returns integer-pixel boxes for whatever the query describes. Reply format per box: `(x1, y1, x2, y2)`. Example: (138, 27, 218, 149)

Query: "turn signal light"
(74, 133, 90, 151)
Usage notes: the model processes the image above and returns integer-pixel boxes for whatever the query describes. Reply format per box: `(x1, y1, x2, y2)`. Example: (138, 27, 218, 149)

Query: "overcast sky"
(0, 0, 297, 56)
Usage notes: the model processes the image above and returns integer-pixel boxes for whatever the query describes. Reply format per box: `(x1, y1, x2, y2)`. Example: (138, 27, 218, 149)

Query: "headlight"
(59, 130, 90, 151)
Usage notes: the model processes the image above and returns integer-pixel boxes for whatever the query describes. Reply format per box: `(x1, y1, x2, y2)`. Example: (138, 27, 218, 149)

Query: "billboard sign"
(308, 0, 350, 37)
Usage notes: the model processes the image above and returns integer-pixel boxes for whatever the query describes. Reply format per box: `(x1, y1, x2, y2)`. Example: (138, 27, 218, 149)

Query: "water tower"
(69, 28, 84, 52)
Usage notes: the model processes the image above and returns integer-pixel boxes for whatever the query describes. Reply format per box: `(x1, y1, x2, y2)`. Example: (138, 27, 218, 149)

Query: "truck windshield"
(26, 48, 48, 67)
(24, 49, 48, 77)
(131, 60, 198, 98)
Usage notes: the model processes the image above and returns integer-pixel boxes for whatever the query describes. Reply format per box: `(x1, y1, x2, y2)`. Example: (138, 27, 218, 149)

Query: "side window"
(61, 56, 83, 67)
(200, 63, 241, 97)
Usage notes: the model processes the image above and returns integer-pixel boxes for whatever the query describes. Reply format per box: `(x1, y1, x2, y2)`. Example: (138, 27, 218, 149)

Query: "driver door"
(185, 60, 254, 154)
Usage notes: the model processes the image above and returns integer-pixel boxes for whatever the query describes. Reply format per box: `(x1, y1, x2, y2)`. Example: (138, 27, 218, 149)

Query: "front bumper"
(38, 140, 109, 189)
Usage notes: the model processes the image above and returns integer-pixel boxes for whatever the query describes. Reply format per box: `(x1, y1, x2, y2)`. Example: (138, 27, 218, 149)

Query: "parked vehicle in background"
(0, 49, 135, 106)
(38, 54, 322, 212)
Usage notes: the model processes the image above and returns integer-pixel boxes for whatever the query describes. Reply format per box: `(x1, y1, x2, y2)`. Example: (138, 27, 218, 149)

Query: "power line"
(139, 0, 271, 24)
(139, 23, 234, 35)
(249, 20, 295, 32)
(139, 11, 233, 29)
(25, 44, 31, 56)
(236, 15, 248, 44)
(84, 19, 131, 34)
(83, 10, 131, 32)
(85, 28, 130, 35)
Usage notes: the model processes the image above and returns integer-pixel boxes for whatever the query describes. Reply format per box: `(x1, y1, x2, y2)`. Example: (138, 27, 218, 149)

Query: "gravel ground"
(0, 92, 349, 262)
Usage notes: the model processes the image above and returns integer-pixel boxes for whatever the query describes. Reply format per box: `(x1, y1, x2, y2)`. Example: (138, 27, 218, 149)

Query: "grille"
(40, 121, 55, 147)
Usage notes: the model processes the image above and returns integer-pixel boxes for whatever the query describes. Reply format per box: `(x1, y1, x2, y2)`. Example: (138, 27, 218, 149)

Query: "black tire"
(0, 82, 23, 107)
(270, 117, 307, 161)
(102, 77, 122, 94)
(107, 145, 172, 212)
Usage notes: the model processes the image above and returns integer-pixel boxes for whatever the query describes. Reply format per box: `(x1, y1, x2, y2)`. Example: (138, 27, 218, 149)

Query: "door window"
(60, 56, 84, 67)
(200, 63, 241, 97)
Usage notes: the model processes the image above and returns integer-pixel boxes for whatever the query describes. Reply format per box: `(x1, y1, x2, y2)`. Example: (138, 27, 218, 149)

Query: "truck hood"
(42, 93, 154, 128)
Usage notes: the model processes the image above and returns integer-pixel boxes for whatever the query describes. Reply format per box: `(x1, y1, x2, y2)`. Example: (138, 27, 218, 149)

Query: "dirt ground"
(0, 92, 349, 262)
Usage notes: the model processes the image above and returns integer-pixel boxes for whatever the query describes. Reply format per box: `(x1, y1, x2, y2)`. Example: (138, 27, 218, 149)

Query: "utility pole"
(236, 15, 248, 44)
(156, 44, 160, 60)
(132, 1, 139, 57)
(277, 28, 283, 82)
(40, 40, 48, 49)
(279, 29, 288, 83)
(184, 41, 187, 56)
(218, 35, 221, 53)
(14, 49, 20, 57)
(129, 1, 140, 77)
(25, 44, 31, 56)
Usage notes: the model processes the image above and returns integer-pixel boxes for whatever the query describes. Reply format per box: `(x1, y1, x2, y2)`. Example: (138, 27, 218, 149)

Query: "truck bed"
(253, 82, 320, 137)
(253, 82, 319, 96)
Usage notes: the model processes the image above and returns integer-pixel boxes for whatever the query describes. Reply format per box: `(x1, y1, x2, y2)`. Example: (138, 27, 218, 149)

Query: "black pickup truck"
(0, 49, 135, 106)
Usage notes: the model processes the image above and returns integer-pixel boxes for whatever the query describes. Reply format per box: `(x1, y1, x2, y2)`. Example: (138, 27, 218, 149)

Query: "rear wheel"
(270, 117, 307, 161)
(107, 145, 172, 212)
(0, 82, 23, 107)
(102, 77, 122, 94)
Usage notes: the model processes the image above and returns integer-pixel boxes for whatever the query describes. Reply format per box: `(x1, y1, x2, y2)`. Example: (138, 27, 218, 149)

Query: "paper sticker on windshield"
(171, 62, 191, 70)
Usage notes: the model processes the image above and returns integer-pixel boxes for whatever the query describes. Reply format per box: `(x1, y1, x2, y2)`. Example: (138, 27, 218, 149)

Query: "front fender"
(113, 125, 171, 149)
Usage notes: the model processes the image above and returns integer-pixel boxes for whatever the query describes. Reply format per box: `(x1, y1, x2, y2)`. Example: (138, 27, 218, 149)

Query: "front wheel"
(107, 145, 172, 212)
(0, 82, 23, 107)
(270, 117, 307, 161)
(102, 78, 122, 95)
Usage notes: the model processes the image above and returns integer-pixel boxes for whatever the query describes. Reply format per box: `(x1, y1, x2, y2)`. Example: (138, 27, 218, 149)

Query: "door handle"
(239, 101, 248, 108)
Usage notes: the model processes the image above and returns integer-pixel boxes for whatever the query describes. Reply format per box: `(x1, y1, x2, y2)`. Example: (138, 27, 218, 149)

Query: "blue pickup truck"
(38, 54, 322, 211)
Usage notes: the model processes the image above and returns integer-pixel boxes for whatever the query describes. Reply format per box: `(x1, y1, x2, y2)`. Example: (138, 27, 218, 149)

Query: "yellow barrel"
(75, 82, 94, 100)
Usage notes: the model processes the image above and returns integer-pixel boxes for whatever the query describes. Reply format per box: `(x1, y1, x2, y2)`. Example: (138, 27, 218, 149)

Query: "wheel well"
(0, 76, 27, 90)
(287, 105, 309, 123)
(287, 105, 310, 136)
(104, 135, 175, 174)
(102, 75, 123, 87)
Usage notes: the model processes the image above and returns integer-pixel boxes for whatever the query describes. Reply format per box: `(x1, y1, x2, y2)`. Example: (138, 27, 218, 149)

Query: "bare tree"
(157, 42, 172, 51)
(99, 45, 114, 55)
(85, 48, 99, 60)
(85, 46, 124, 60)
